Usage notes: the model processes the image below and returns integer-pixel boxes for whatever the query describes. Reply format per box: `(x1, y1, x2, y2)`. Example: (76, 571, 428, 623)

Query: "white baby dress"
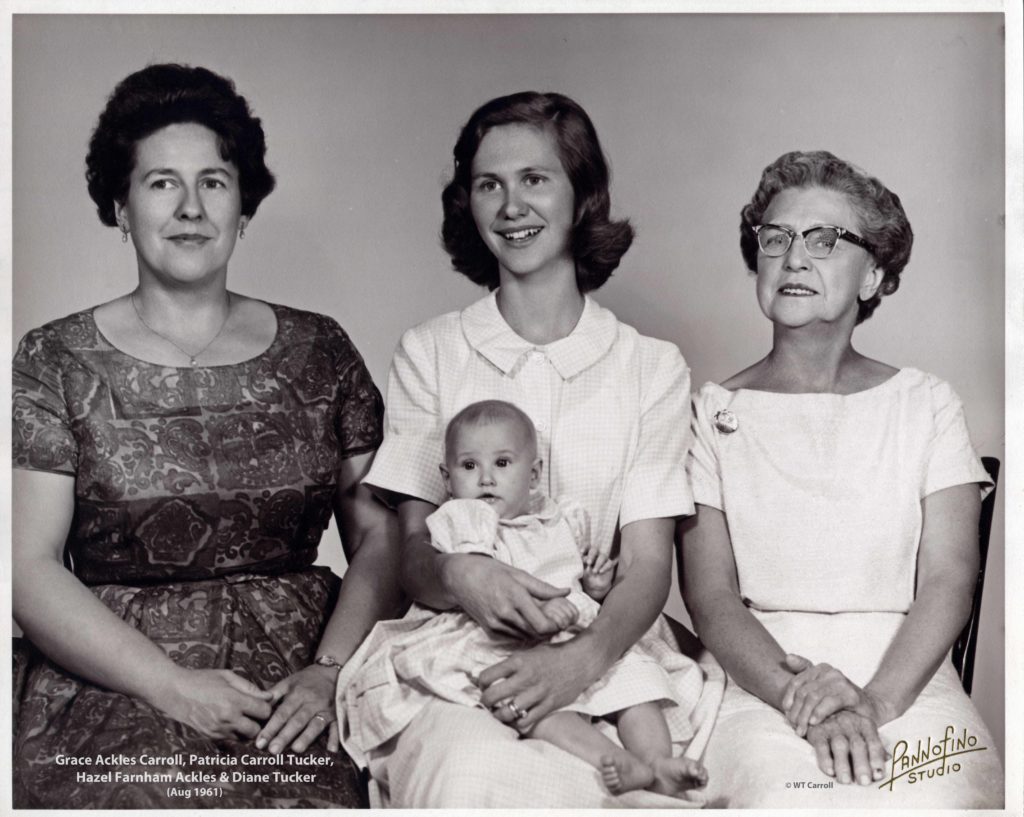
(336, 495, 704, 765)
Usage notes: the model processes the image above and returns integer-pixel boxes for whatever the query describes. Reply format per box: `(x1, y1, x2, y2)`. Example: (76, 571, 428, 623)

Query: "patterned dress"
(11, 303, 383, 808)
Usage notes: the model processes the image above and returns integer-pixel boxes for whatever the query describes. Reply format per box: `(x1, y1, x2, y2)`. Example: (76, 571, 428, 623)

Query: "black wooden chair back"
(951, 456, 1000, 695)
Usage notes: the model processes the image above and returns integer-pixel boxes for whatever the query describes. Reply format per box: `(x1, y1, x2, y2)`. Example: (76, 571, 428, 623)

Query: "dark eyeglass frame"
(752, 224, 874, 258)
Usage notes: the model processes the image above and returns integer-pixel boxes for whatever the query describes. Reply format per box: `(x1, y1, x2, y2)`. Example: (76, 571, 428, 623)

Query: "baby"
(338, 400, 707, 798)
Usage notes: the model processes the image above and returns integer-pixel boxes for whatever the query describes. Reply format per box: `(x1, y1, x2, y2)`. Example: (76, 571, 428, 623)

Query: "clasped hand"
(158, 665, 339, 754)
(781, 654, 892, 736)
(782, 654, 892, 785)
(156, 667, 274, 741)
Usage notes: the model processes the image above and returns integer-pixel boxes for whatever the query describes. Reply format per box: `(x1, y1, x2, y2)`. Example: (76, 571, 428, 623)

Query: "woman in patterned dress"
(357, 91, 723, 807)
(11, 63, 401, 808)
(681, 150, 1002, 807)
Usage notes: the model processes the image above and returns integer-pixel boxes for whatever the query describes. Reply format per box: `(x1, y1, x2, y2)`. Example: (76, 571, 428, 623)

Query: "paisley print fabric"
(11, 304, 383, 808)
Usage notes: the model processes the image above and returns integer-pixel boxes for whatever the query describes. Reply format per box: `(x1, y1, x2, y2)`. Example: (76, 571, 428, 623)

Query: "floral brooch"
(713, 409, 738, 434)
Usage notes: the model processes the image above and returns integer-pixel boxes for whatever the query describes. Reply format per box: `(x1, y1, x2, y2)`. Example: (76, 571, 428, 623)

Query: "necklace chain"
(130, 291, 233, 367)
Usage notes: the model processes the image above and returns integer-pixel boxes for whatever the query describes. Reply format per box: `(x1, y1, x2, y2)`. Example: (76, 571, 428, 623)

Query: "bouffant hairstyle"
(740, 150, 913, 324)
(85, 63, 276, 227)
(441, 91, 634, 293)
(444, 400, 538, 463)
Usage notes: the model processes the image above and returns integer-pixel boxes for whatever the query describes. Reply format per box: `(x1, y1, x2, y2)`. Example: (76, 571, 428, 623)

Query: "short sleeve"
(555, 496, 592, 554)
(425, 499, 500, 556)
(12, 328, 78, 475)
(686, 386, 725, 510)
(363, 325, 448, 508)
(618, 342, 695, 527)
(329, 323, 385, 459)
(922, 377, 992, 499)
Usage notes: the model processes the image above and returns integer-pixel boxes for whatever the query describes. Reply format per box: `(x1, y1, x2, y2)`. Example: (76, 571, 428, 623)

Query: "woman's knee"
(387, 704, 521, 806)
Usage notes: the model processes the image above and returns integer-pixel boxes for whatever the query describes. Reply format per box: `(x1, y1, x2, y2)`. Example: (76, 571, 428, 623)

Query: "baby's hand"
(580, 540, 611, 573)
(581, 558, 616, 601)
(539, 597, 579, 632)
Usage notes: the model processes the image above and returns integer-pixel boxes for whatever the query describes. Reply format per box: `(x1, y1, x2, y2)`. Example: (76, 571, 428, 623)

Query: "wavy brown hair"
(442, 91, 633, 292)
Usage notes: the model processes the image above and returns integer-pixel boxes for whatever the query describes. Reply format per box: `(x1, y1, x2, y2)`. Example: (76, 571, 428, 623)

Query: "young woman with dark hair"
(360, 91, 723, 808)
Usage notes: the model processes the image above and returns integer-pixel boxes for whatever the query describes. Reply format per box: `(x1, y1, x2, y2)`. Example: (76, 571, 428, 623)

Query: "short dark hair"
(85, 63, 276, 227)
(441, 91, 633, 292)
(444, 400, 538, 462)
(739, 150, 913, 324)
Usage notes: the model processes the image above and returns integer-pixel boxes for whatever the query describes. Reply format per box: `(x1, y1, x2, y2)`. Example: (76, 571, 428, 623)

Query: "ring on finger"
(311, 712, 331, 725)
(506, 700, 527, 720)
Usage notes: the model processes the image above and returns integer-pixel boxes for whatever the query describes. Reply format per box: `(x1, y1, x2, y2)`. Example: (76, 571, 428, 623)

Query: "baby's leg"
(531, 711, 654, 794)
(615, 702, 708, 798)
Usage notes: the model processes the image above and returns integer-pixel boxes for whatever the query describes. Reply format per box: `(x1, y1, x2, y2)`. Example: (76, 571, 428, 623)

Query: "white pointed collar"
(459, 291, 619, 380)
(498, 493, 561, 528)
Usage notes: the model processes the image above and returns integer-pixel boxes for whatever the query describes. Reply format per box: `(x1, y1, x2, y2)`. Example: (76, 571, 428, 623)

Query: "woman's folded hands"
(781, 654, 897, 736)
(153, 653, 352, 755)
(782, 654, 897, 785)
(152, 667, 274, 741)
(154, 663, 342, 753)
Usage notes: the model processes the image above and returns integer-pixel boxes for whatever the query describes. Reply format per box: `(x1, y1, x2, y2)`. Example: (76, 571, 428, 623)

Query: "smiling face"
(469, 123, 576, 285)
(116, 122, 243, 288)
(756, 185, 882, 330)
(441, 418, 541, 519)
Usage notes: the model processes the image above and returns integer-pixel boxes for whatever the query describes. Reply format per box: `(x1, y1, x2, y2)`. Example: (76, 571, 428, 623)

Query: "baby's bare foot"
(649, 756, 708, 798)
(600, 752, 655, 794)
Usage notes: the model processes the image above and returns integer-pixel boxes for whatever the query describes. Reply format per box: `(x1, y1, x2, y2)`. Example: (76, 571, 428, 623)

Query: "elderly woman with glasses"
(680, 150, 1002, 807)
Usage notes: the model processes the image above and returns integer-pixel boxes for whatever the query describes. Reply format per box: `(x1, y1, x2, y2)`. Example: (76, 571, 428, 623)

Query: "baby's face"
(443, 420, 539, 518)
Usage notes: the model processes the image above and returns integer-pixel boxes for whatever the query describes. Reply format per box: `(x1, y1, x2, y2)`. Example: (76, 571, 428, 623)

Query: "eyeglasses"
(752, 224, 873, 259)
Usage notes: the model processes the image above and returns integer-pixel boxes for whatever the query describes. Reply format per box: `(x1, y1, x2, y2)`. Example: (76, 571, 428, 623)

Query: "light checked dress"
(357, 291, 725, 808)
(689, 368, 1003, 808)
(338, 495, 702, 763)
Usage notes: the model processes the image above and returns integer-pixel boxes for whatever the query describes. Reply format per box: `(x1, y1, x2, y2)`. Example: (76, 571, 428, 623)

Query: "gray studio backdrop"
(12, 14, 1006, 758)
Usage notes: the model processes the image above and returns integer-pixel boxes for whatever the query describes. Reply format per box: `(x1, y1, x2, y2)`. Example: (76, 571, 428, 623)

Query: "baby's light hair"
(444, 400, 538, 462)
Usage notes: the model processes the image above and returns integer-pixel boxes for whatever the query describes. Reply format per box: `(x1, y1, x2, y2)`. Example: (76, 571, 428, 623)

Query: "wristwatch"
(314, 654, 342, 670)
